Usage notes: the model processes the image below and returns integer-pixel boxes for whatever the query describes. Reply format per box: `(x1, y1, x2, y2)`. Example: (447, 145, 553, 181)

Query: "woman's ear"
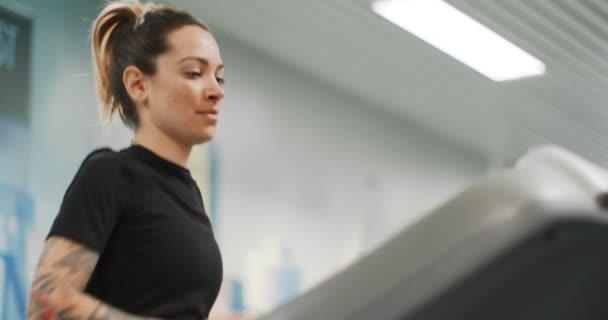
(123, 65, 148, 105)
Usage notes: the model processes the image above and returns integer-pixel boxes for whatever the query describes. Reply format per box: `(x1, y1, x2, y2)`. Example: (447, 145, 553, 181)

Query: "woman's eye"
(185, 71, 202, 79)
(216, 77, 225, 86)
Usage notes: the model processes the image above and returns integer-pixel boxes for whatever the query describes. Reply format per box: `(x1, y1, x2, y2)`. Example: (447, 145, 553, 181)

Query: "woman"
(26, 1, 225, 319)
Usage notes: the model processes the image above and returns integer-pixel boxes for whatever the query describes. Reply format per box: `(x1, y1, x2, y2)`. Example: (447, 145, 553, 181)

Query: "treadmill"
(259, 146, 608, 320)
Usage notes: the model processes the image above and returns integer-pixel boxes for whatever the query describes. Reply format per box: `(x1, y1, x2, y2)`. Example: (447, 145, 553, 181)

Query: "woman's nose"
(205, 79, 224, 103)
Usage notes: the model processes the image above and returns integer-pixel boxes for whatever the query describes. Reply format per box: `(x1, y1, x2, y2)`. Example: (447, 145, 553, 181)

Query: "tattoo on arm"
(31, 274, 56, 294)
(52, 245, 98, 289)
(27, 237, 98, 320)
(28, 290, 55, 320)
(54, 247, 97, 273)
(28, 238, 158, 320)
(56, 306, 78, 320)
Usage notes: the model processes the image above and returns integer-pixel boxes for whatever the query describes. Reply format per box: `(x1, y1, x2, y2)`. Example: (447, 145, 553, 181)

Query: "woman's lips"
(195, 109, 219, 121)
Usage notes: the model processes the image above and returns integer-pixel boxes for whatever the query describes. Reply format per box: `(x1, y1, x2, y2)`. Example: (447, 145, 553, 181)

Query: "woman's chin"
(190, 128, 215, 145)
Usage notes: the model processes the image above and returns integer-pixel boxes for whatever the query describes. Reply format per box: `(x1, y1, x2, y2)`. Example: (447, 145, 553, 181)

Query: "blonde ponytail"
(91, 1, 160, 125)
(90, 0, 208, 127)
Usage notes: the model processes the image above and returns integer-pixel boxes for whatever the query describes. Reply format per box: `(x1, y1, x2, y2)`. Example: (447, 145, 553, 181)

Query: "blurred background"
(1, 0, 607, 318)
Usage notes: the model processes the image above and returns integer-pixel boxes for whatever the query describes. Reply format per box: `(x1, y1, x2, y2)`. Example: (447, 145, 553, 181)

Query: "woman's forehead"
(165, 26, 222, 65)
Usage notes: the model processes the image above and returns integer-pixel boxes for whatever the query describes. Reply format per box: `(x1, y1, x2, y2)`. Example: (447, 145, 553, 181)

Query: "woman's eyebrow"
(178, 56, 224, 70)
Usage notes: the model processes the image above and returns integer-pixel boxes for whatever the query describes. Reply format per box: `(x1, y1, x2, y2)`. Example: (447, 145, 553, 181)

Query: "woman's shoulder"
(76, 147, 130, 180)
(81, 147, 123, 167)
(63, 147, 132, 197)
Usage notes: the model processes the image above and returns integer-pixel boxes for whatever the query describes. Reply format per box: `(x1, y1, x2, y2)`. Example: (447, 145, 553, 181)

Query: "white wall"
(212, 34, 487, 301)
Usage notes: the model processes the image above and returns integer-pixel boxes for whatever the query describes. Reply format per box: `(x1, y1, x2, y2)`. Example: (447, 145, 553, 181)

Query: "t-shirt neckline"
(125, 144, 193, 181)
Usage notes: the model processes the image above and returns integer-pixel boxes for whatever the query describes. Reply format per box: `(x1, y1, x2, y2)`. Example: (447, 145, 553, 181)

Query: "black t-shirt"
(47, 145, 223, 320)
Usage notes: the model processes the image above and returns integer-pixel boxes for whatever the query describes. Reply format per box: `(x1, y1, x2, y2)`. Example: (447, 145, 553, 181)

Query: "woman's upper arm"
(28, 237, 158, 319)
(31, 236, 100, 294)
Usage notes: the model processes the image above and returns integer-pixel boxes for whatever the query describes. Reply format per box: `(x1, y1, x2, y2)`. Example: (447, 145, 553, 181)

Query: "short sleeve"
(47, 148, 130, 253)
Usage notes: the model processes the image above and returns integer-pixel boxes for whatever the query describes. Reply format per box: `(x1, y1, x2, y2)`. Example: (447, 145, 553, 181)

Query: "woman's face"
(142, 25, 225, 146)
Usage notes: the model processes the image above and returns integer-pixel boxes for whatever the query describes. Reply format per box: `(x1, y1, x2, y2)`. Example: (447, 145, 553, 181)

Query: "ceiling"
(170, 0, 608, 167)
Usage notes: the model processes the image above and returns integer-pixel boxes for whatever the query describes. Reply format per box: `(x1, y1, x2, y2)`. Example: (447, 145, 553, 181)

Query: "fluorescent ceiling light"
(371, 0, 546, 82)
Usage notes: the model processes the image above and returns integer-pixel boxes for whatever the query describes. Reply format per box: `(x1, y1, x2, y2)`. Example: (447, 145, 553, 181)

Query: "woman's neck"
(132, 126, 192, 169)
